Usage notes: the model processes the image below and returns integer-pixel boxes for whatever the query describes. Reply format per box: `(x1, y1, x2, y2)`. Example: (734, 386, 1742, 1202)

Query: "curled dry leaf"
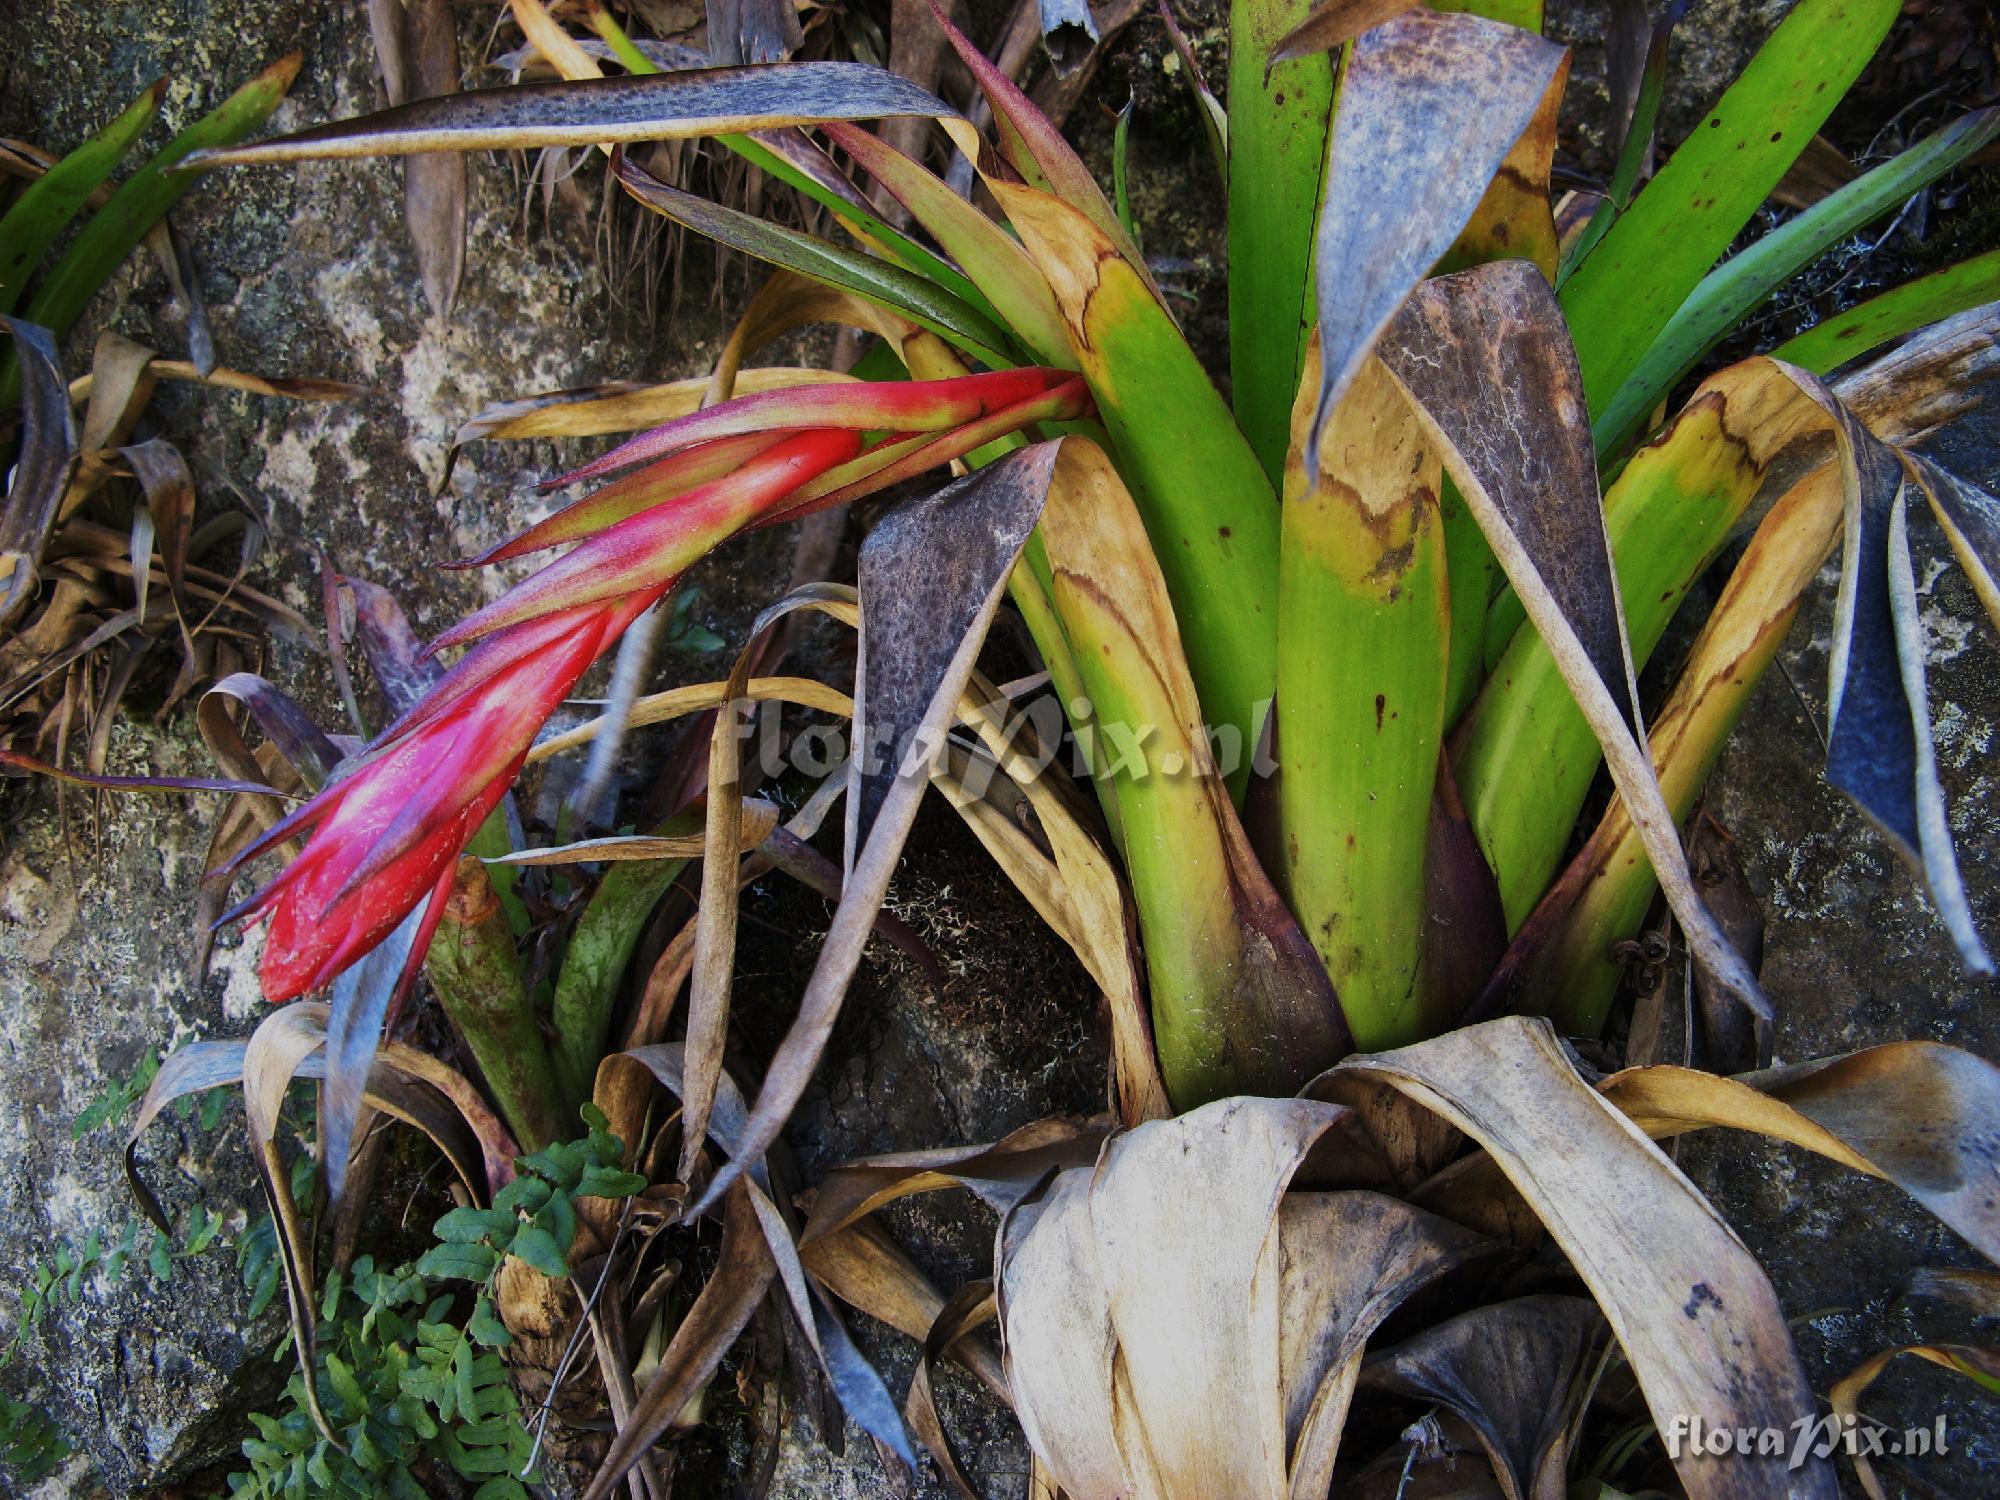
(1355, 1294, 1602, 1500)
(997, 1096, 1488, 1499)
(692, 442, 1061, 1217)
(490, 801, 777, 865)
(684, 586, 863, 1181)
(598, 1043, 916, 1489)
(125, 1001, 498, 1445)
(1338, 1017, 1834, 1498)
(949, 669, 1171, 1125)
(0, 317, 76, 631)
(528, 672, 852, 763)
(1600, 1041, 2000, 1262)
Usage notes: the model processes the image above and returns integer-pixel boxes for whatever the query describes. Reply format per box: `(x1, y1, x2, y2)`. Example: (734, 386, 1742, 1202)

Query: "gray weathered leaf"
(184, 64, 956, 167)
(706, 0, 804, 65)
(1357, 1295, 1602, 1500)
(1377, 260, 1768, 1023)
(692, 443, 1062, 1218)
(1306, 7, 1565, 470)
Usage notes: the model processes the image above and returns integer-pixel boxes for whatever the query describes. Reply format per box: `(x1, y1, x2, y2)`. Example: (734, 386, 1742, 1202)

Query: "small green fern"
(227, 1105, 646, 1497)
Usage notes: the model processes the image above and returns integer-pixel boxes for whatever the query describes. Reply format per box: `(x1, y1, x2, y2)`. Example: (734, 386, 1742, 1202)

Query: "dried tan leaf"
(1338, 1017, 1834, 1497)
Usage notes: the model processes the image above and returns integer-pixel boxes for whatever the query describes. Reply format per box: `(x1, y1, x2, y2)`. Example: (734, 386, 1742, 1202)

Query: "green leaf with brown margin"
(1276, 341, 1451, 1051)
(1039, 439, 1350, 1105)
(981, 180, 1283, 790)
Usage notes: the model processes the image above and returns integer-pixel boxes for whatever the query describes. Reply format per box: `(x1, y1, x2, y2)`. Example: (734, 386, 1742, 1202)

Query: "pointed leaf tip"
(1308, 6, 1565, 477)
(182, 62, 957, 168)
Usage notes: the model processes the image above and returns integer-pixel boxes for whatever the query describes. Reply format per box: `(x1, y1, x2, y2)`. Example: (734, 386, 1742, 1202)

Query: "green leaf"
(1597, 106, 2000, 452)
(0, 81, 163, 314)
(432, 1207, 517, 1245)
(1111, 96, 1138, 246)
(1561, 0, 1901, 420)
(467, 1296, 512, 1349)
(990, 182, 1282, 797)
(552, 18, 1006, 332)
(547, 832, 689, 1108)
(1276, 346, 1453, 1050)
(528, 1192, 577, 1260)
(612, 152, 1020, 369)
(325, 1352, 368, 1417)
(1228, 0, 1333, 484)
(490, 1175, 552, 1217)
(521, 1137, 589, 1193)
(16, 54, 300, 354)
(414, 1242, 500, 1283)
(1771, 246, 2000, 375)
(506, 1226, 570, 1279)
(181, 1201, 222, 1256)
(820, 121, 1073, 367)
(576, 1164, 648, 1200)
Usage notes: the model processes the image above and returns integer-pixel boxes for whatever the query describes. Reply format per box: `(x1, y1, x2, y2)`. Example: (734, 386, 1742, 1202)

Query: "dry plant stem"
(425, 857, 563, 1149)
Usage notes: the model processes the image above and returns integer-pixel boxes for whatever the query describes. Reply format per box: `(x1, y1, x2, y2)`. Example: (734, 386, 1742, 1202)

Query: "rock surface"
(1685, 408, 2000, 1495)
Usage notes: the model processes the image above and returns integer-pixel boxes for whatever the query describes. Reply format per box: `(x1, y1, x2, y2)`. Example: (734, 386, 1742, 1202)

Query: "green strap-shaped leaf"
(1228, 0, 1334, 485)
(1598, 107, 2000, 452)
(612, 152, 1019, 369)
(1276, 343, 1452, 1051)
(1772, 247, 2000, 375)
(0, 81, 163, 314)
(820, 122, 1072, 368)
(19, 54, 300, 350)
(1561, 0, 1900, 420)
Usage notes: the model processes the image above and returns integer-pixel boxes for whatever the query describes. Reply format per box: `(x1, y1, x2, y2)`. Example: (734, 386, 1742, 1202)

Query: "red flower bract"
(219, 369, 1092, 1003)
(235, 590, 648, 1002)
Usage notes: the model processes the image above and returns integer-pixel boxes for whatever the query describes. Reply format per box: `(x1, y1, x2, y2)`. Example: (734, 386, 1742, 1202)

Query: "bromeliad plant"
(121, 0, 2000, 1494)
